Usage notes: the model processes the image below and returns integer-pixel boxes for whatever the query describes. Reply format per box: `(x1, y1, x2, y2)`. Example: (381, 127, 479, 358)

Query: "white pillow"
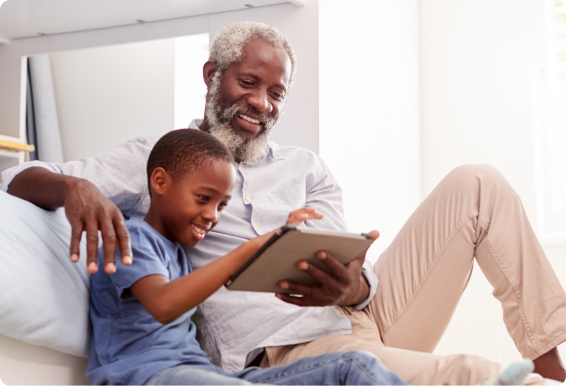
(0, 190, 91, 357)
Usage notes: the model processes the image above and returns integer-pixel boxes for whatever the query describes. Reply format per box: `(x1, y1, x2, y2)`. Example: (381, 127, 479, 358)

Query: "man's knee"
(442, 164, 516, 196)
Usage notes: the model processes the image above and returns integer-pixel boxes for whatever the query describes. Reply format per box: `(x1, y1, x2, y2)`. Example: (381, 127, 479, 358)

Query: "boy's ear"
(150, 167, 170, 196)
(203, 61, 216, 88)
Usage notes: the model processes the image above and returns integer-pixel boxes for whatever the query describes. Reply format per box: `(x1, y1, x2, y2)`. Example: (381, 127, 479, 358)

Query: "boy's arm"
(130, 233, 271, 324)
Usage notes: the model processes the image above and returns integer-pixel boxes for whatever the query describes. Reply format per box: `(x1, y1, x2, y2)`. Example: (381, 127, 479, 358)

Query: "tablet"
(225, 225, 374, 293)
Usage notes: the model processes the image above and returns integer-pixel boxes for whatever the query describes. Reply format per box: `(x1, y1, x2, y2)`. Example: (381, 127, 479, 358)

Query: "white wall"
(0, 41, 26, 140)
(420, 0, 538, 218)
(49, 39, 175, 161)
(319, 0, 421, 261)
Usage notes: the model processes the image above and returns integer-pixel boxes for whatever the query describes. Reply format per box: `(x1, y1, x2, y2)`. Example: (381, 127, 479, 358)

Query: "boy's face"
(159, 159, 237, 247)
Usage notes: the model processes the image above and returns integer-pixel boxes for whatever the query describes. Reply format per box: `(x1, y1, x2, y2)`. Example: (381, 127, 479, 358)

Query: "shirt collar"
(188, 119, 285, 162)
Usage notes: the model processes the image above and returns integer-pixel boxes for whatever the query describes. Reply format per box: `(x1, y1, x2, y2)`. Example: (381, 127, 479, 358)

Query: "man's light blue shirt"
(1, 119, 379, 372)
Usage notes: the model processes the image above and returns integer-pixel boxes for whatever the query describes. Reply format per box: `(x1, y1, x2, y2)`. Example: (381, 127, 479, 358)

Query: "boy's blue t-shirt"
(86, 217, 213, 385)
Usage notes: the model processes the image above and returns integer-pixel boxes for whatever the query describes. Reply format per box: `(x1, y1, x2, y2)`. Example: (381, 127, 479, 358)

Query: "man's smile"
(234, 114, 264, 137)
(238, 114, 261, 124)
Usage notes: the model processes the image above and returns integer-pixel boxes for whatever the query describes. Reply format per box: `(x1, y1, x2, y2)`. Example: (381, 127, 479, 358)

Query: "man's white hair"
(209, 21, 297, 84)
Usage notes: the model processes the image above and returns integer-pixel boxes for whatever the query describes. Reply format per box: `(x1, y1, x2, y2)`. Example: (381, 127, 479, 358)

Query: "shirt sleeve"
(0, 161, 58, 192)
(305, 156, 378, 310)
(1, 136, 159, 218)
(107, 225, 170, 297)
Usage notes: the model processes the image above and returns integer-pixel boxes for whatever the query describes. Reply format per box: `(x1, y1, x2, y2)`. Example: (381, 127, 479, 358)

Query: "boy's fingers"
(85, 221, 99, 274)
(114, 216, 132, 266)
(69, 221, 83, 263)
(366, 230, 380, 240)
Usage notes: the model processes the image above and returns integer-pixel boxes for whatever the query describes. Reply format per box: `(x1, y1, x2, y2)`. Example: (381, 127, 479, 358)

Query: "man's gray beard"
(205, 74, 278, 164)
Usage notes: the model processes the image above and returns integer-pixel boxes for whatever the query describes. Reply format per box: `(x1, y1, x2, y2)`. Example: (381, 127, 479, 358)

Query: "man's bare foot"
(533, 347, 566, 382)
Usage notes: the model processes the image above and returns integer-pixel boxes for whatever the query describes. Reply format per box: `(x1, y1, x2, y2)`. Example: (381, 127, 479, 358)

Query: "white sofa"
(0, 191, 92, 385)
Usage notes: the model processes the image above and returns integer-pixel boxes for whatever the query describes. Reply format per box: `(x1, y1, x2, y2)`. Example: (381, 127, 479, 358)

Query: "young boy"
(86, 129, 408, 385)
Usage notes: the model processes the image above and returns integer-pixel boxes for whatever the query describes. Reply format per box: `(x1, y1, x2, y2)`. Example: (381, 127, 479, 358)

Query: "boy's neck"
(144, 204, 177, 244)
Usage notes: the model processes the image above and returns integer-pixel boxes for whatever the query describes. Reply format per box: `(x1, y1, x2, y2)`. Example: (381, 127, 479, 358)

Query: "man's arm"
(2, 137, 157, 273)
(8, 167, 132, 274)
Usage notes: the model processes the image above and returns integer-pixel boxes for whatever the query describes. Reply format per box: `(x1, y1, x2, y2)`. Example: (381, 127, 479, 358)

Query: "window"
(174, 33, 209, 130)
(535, 0, 566, 242)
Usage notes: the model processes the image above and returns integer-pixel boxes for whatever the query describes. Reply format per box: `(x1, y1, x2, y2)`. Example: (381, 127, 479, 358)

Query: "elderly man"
(2, 22, 566, 385)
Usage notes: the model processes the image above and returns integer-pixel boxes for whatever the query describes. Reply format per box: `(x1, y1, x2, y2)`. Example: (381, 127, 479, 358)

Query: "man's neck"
(198, 117, 210, 132)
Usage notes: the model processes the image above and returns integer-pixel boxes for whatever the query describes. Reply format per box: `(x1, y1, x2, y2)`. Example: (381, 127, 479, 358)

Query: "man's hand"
(64, 178, 133, 274)
(8, 167, 133, 274)
(275, 230, 379, 307)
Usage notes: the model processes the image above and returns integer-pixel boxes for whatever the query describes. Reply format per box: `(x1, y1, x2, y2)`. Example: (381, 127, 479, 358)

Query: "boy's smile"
(145, 159, 237, 247)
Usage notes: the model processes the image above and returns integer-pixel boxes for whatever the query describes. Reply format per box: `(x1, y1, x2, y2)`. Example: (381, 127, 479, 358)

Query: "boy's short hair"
(146, 129, 234, 194)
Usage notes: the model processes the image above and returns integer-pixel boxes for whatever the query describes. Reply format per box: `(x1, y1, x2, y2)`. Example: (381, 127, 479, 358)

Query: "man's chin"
(232, 127, 264, 141)
(209, 123, 271, 164)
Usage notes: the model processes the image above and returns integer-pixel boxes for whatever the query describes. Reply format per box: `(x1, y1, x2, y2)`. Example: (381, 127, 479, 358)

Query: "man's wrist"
(352, 275, 370, 306)
(347, 274, 370, 307)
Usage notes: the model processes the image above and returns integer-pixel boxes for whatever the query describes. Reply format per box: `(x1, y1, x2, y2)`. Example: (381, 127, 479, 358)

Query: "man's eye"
(240, 80, 254, 87)
(271, 91, 284, 100)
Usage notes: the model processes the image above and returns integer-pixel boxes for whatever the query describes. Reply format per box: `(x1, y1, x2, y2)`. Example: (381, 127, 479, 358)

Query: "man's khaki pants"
(262, 165, 566, 384)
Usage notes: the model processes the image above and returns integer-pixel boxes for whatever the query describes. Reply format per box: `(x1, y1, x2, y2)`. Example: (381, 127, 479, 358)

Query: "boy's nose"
(202, 207, 219, 223)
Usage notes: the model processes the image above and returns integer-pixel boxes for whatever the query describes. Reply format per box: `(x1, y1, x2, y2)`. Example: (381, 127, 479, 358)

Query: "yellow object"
(0, 139, 35, 152)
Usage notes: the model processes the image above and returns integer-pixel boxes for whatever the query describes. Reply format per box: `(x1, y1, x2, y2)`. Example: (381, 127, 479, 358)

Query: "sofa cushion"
(0, 190, 91, 357)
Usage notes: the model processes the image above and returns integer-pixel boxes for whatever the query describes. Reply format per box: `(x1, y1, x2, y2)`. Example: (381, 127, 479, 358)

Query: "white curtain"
(27, 55, 64, 163)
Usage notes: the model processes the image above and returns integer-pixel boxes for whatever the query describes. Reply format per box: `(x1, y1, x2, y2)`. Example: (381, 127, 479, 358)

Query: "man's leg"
(263, 309, 502, 384)
(265, 164, 566, 384)
(368, 164, 566, 379)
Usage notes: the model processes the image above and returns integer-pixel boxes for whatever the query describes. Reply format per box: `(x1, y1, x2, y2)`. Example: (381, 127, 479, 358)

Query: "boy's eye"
(218, 202, 228, 210)
(198, 195, 210, 202)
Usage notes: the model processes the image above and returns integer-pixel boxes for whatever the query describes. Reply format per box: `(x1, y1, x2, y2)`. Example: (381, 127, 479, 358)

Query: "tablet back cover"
(226, 230, 373, 293)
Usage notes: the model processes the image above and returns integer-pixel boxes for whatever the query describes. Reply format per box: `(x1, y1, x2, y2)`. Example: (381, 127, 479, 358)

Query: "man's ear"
(203, 61, 216, 88)
(150, 167, 170, 196)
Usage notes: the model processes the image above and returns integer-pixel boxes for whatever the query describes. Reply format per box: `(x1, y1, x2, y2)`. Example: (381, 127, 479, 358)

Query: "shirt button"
(245, 195, 251, 202)
(255, 225, 260, 232)
(240, 163, 245, 168)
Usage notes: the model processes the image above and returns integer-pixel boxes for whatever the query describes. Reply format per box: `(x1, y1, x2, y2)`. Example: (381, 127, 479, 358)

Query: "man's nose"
(246, 89, 272, 113)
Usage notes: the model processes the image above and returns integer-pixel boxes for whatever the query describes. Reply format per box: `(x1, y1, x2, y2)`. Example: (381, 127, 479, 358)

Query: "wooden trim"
(0, 139, 35, 152)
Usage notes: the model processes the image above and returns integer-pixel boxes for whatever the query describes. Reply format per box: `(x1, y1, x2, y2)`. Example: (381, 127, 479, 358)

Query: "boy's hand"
(286, 207, 323, 226)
